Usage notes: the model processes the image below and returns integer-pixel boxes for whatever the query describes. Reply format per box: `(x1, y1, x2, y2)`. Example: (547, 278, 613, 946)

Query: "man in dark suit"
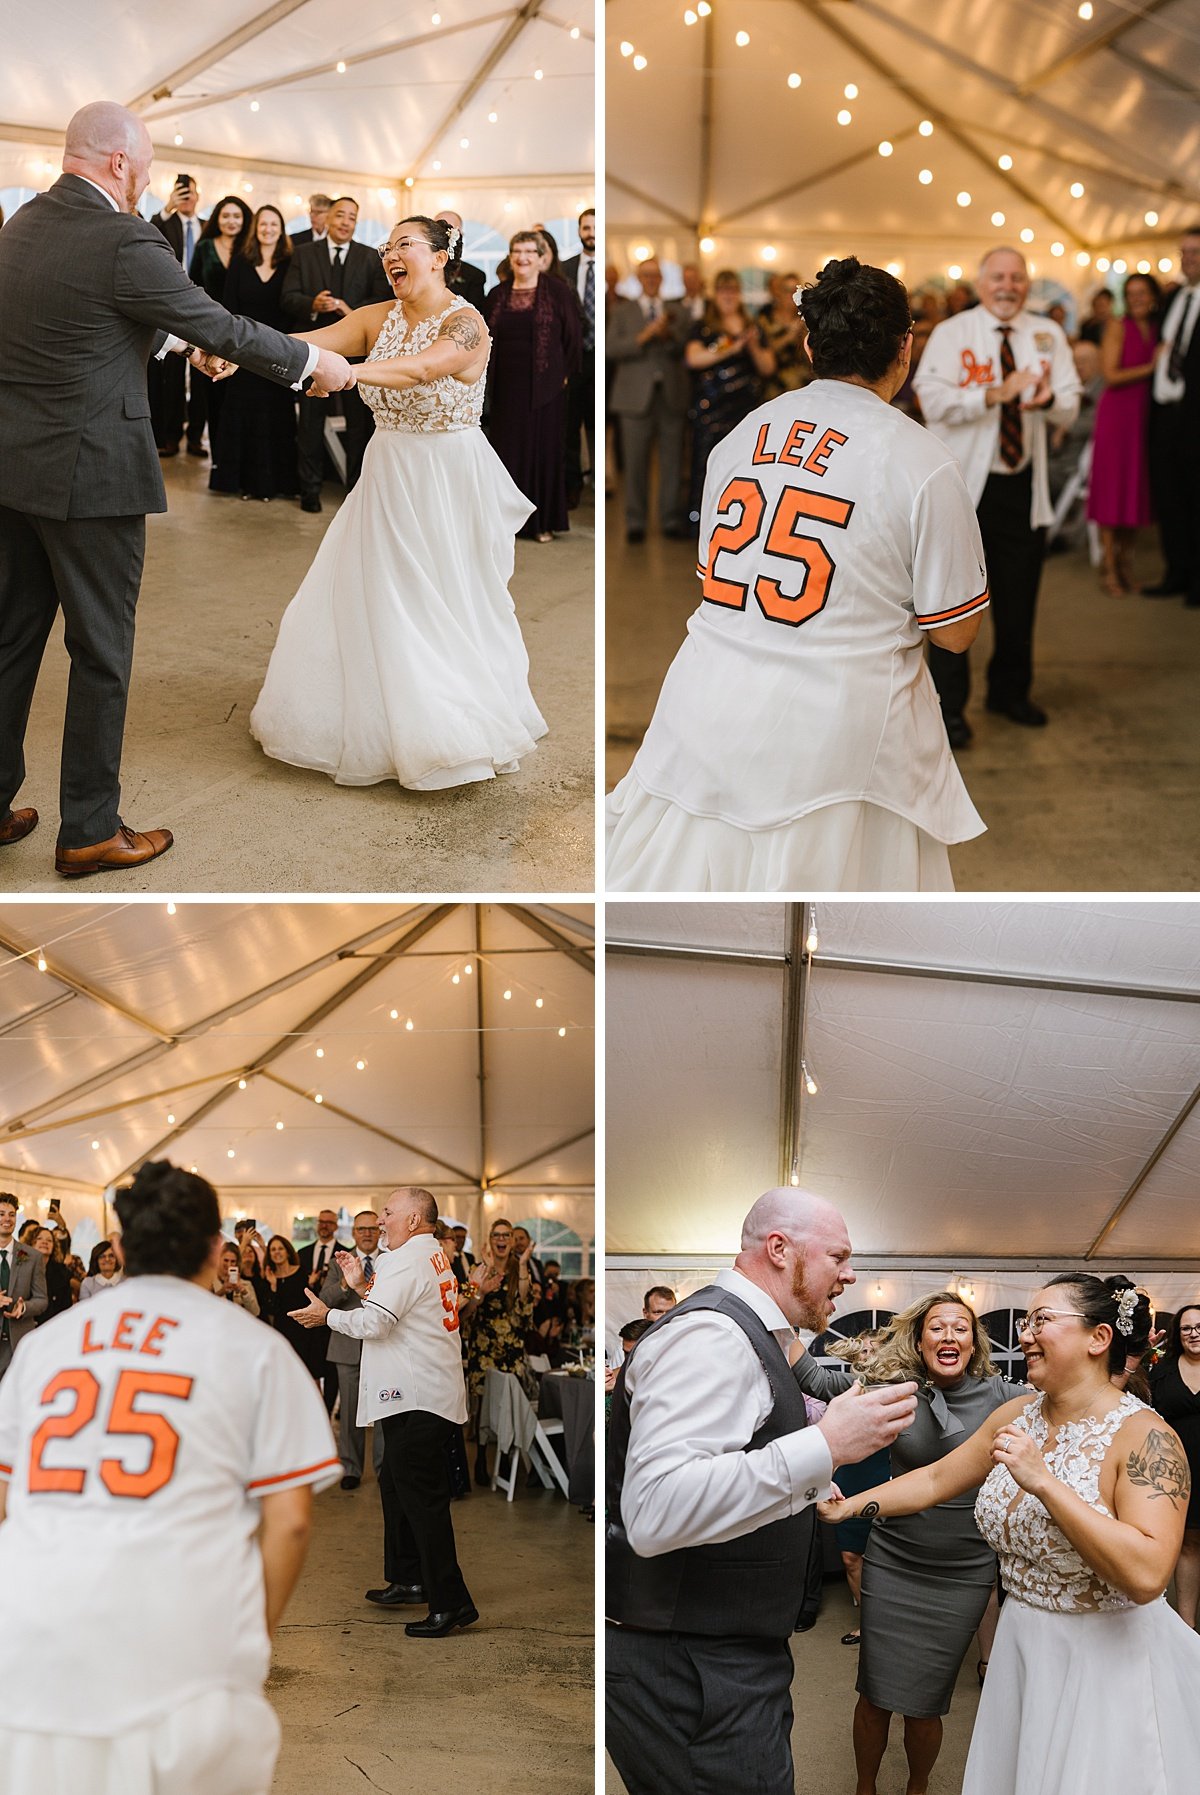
(607, 257, 691, 542)
(282, 195, 393, 511)
(1147, 227, 1200, 603)
(0, 1194, 48, 1381)
(147, 174, 206, 458)
(434, 210, 486, 312)
(291, 192, 331, 248)
(297, 1206, 351, 1411)
(319, 1210, 386, 1491)
(0, 101, 355, 876)
(561, 208, 596, 509)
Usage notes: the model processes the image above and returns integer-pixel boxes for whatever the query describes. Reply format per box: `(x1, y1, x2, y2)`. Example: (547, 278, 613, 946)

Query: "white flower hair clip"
(445, 224, 461, 258)
(792, 284, 804, 312)
(1114, 1287, 1139, 1336)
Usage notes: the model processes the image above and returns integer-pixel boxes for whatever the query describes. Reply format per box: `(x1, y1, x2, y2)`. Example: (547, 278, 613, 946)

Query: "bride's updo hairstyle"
(113, 1160, 221, 1280)
(797, 257, 912, 385)
(1044, 1272, 1152, 1373)
(397, 217, 462, 272)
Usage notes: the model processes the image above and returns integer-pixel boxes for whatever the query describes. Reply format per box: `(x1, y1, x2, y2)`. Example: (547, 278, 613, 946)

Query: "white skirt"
(962, 1597, 1200, 1795)
(0, 1687, 280, 1795)
(605, 776, 954, 892)
(250, 427, 548, 789)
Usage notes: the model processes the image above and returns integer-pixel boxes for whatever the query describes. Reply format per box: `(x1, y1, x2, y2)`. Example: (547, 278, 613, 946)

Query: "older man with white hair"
(0, 101, 355, 877)
(606, 1186, 919, 1795)
(915, 246, 1080, 747)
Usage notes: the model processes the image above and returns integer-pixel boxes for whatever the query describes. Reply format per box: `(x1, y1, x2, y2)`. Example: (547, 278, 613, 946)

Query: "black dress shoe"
(365, 1582, 425, 1607)
(943, 713, 973, 750)
(1142, 579, 1186, 597)
(339, 1474, 360, 1490)
(626, 527, 645, 544)
(986, 698, 1047, 727)
(186, 442, 208, 458)
(301, 494, 323, 514)
(404, 1603, 479, 1638)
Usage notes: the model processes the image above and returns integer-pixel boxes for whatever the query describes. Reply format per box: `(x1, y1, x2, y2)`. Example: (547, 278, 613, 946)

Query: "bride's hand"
(992, 1425, 1050, 1496)
(817, 1483, 848, 1523)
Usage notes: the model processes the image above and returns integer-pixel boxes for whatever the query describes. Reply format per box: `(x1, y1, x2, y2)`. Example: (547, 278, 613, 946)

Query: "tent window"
(514, 1218, 593, 1281)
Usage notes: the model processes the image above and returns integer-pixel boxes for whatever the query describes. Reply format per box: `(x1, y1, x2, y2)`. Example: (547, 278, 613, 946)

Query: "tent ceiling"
(608, 0, 1200, 279)
(0, 901, 594, 1199)
(1, 2, 593, 230)
(607, 901, 1200, 1263)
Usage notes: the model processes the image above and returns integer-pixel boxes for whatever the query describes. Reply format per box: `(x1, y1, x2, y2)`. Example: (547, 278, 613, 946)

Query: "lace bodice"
(362, 295, 487, 433)
(974, 1391, 1144, 1612)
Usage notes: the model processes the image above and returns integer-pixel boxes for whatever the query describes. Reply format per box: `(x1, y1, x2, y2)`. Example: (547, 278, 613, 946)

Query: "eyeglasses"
(1179, 1324, 1200, 1337)
(378, 237, 426, 260)
(1015, 1309, 1080, 1338)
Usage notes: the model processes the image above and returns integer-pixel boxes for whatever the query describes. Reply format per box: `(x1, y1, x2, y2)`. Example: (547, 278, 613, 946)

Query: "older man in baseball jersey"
(914, 246, 1080, 746)
(292, 1185, 475, 1637)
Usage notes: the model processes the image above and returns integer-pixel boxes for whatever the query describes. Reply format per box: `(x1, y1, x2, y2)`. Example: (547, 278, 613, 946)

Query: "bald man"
(435, 211, 486, 312)
(606, 1187, 919, 1795)
(0, 102, 355, 876)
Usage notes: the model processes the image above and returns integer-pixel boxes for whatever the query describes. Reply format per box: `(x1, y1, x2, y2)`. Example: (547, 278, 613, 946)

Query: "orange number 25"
(702, 478, 854, 628)
(29, 1367, 193, 1499)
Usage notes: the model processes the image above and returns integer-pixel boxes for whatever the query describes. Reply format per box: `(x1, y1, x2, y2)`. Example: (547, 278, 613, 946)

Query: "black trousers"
(0, 505, 145, 847)
(928, 465, 1045, 716)
(565, 348, 596, 497)
(378, 1409, 471, 1612)
(297, 388, 375, 496)
(1148, 399, 1196, 589)
(606, 1624, 795, 1795)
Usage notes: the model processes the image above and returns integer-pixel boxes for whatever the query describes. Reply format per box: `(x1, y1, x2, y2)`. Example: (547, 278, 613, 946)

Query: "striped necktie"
(998, 328, 1023, 469)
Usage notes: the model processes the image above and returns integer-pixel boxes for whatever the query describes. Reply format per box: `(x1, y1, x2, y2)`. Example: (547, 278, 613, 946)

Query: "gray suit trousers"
(606, 1624, 795, 1795)
(0, 506, 145, 847)
(619, 389, 685, 533)
(337, 1363, 385, 1480)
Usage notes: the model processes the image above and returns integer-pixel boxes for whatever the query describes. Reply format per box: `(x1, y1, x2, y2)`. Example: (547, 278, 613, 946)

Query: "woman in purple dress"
(1086, 272, 1161, 595)
(483, 231, 582, 541)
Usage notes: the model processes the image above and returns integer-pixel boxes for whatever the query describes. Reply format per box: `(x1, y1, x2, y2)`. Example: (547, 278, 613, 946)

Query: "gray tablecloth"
(539, 1373, 595, 1506)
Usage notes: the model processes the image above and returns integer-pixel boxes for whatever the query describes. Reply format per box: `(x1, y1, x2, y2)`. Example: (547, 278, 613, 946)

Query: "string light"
(699, 236, 715, 252)
(238, 1079, 247, 1089)
(620, 39, 633, 54)
(336, 60, 346, 73)
(452, 972, 460, 984)
(878, 141, 893, 157)
(167, 1113, 176, 1125)
(173, 134, 183, 147)
(534, 66, 545, 77)
(685, 8, 698, 22)
(1077, 251, 1091, 266)
(36, 950, 47, 972)
(918, 169, 933, 185)
(762, 245, 777, 261)
(787, 72, 801, 88)
(956, 191, 971, 208)
(1113, 257, 1127, 273)
(992, 211, 1006, 227)
(460, 137, 470, 149)
(569, 25, 580, 38)
(1050, 241, 1065, 257)
(631, 56, 646, 70)
(389, 1009, 398, 1020)
(1158, 257, 1173, 273)
(166, 902, 176, 915)
(356, 1059, 367, 1071)
(250, 99, 260, 112)
(535, 997, 544, 1009)
(1145, 210, 1159, 227)
(918, 120, 934, 136)
(697, 2, 711, 14)
(503, 988, 513, 1000)
(1078, 0, 1093, 16)
(844, 83, 858, 99)
(315, 1047, 324, 1058)
(91, 1140, 100, 1151)
(464, 963, 473, 976)
(998, 154, 1013, 170)
(1096, 256, 1111, 271)
(837, 109, 852, 126)
(805, 914, 819, 955)
(948, 263, 963, 279)
(1020, 227, 1035, 243)
(405, 1018, 414, 1031)
(1137, 258, 1151, 273)
(1070, 181, 1085, 198)
(275, 1121, 284, 1131)
(735, 30, 750, 46)
(314, 1093, 323, 1104)
(488, 111, 498, 123)
(802, 1061, 819, 1097)
(558, 1026, 567, 1037)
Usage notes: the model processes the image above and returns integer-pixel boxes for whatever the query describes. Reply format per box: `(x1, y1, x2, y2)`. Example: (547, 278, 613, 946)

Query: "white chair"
(322, 414, 347, 484)
(483, 1370, 571, 1502)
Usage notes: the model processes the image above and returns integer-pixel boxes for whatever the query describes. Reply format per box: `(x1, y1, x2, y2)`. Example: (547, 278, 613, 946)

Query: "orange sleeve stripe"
(0, 1462, 11, 1478)
(918, 587, 990, 628)
(247, 1454, 340, 1492)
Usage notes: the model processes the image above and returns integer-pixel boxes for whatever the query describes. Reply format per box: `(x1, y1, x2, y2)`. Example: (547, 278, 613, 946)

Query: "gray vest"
(606, 1286, 816, 1638)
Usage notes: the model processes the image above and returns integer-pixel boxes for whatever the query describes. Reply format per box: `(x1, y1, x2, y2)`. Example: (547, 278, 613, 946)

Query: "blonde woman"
(794, 1291, 1025, 1795)
(459, 1217, 535, 1483)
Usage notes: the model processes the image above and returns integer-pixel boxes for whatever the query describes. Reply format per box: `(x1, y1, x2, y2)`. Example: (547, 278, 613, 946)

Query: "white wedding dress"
(250, 295, 548, 788)
(966, 1391, 1200, 1794)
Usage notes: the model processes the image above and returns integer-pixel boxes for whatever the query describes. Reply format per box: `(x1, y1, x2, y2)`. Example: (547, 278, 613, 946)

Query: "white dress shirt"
(1152, 282, 1200, 404)
(326, 1231, 467, 1426)
(914, 306, 1081, 527)
(620, 1267, 834, 1558)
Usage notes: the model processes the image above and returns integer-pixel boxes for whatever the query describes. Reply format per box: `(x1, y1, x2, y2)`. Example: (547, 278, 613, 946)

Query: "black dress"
(685, 321, 765, 526)
(1150, 1356, 1200, 1528)
(483, 277, 581, 539)
(258, 1267, 311, 1362)
(210, 257, 298, 498)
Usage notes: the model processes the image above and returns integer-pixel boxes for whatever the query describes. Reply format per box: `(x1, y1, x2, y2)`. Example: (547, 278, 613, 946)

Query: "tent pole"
(126, 0, 313, 111)
(475, 906, 489, 1186)
(1085, 1075, 1200, 1259)
(407, 0, 547, 178)
(492, 1125, 596, 1183)
(698, 7, 716, 237)
(502, 905, 595, 974)
(778, 905, 807, 1188)
(260, 1072, 478, 1185)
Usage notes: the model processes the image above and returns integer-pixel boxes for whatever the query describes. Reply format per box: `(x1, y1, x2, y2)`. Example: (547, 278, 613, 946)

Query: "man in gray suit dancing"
(0, 101, 356, 877)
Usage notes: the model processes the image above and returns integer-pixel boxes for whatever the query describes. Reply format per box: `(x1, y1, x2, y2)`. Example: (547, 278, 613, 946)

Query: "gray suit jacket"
(0, 1242, 48, 1357)
(607, 296, 691, 416)
(320, 1258, 369, 1367)
(0, 175, 311, 521)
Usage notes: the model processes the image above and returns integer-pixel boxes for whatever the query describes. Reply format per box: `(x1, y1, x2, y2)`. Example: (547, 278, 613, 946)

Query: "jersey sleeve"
(245, 1334, 341, 1498)
(910, 460, 990, 632)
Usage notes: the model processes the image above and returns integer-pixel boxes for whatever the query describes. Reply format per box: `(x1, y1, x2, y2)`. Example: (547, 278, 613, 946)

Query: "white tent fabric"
(608, 0, 1200, 294)
(1, 2, 594, 236)
(0, 900, 594, 1251)
(606, 900, 1200, 1348)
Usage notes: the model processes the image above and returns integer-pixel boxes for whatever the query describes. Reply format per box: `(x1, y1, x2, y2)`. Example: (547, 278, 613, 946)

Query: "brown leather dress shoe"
(0, 808, 38, 845)
(55, 823, 174, 879)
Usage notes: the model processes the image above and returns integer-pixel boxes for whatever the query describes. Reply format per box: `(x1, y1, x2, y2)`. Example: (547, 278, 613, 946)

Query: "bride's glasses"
(1015, 1308, 1080, 1338)
(378, 237, 425, 260)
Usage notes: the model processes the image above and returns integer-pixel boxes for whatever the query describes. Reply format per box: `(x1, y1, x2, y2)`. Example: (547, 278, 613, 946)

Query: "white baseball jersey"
(621, 379, 989, 842)
(326, 1231, 468, 1427)
(0, 1275, 339, 1736)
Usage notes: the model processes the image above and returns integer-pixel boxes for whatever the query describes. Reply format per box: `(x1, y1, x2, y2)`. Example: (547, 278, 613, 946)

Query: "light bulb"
(1051, 241, 1064, 256)
(314, 1093, 323, 1104)
(698, 2, 710, 14)
(460, 137, 469, 149)
(790, 1173, 800, 1186)
(503, 989, 512, 1000)
(956, 191, 971, 208)
(91, 1140, 99, 1151)
(878, 140, 893, 157)
(844, 83, 858, 99)
(535, 997, 544, 1009)
(1096, 256, 1110, 271)
(390, 1009, 398, 1020)
(805, 927, 819, 953)
(1137, 259, 1151, 273)
(631, 56, 645, 70)
(558, 1026, 567, 1037)
(1078, 1, 1093, 16)
(948, 264, 963, 279)
(1077, 251, 1091, 266)
(837, 109, 852, 126)
(699, 236, 715, 252)
(991, 211, 1005, 226)
(464, 963, 473, 975)
(918, 119, 933, 136)
(998, 154, 1013, 170)
(174, 134, 183, 147)
(36, 951, 47, 972)
(805, 1074, 818, 1096)
(356, 1059, 366, 1071)
(1070, 181, 1084, 198)
(488, 111, 497, 123)
(735, 30, 750, 46)
(275, 1121, 284, 1131)
(762, 245, 777, 261)
(238, 1079, 247, 1090)
(1145, 210, 1159, 227)
(166, 901, 176, 915)
(685, 8, 698, 23)
(336, 60, 346, 73)
(452, 973, 460, 984)
(250, 99, 259, 112)
(569, 23, 580, 34)
(1158, 257, 1173, 272)
(787, 72, 801, 88)
(1020, 227, 1035, 243)
(316, 1047, 324, 1058)
(620, 40, 633, 55)
(405, 1018, 414, 1030)
(167, 1114, 175, 1125)
(227, 1148, 235, 1159)
(918, 169, 933, 185)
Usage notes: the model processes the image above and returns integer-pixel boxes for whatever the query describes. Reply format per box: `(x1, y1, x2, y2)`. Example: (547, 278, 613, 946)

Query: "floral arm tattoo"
(1126, 1427, 1191, 1504)
(440, 312, 483, 352)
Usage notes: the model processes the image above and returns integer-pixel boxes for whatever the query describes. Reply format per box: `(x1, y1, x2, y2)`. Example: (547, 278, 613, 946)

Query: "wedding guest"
(459, 1217, 536, 1483)
(684, 268, 776, 527)
(680, 262, 707, 324)
(1150, 1303, 1200, 1627)
(795, 1293, 1027, 1795)
(291, 193, 331, 247)
(258, 1235, 309, 1359)
(642, 1285, 676, 1322)
(31, 1227, 74, 1322)
(281, 195, 393, 511)
(149, 174, 206, 458)
(16, 1221, 40, 1246)
(189, 196, 253, 470)
(1078, 286, 1115, 346)
(318, 1211, 385, 1491)
(1086, 271, 1160, 594)
(759, 271, 811, 398)
(607, 256, 690, 541)
(210, 205, 298, 501)
(435, 210, 486, 311)
(78, 1239, 123, 1301)
(561, 207, 597, 508)
(483, 230, 582, 541)
(212, 1239, 261, 1317)
(1146, 224, 1200, 601)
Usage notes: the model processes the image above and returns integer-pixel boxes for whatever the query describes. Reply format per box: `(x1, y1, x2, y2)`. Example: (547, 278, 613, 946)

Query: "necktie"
(583, 258, 595, 351)
(316, 1245, 327, 1277)
(363, 1256, 374, 1282)
(330, 246, 346, 299)
(998, 328, 1023, 469)
(184, 220, 194, 268)
(1168, 288, 1199, 382)
(0, 1249, 8, 1294)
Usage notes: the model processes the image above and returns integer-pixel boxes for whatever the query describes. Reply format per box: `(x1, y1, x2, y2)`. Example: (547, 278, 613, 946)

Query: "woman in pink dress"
(1086, 273, 1161, 595)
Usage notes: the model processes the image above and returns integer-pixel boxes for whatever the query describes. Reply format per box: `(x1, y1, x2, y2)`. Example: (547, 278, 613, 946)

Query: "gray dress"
(794, 1354, 1025, 1717)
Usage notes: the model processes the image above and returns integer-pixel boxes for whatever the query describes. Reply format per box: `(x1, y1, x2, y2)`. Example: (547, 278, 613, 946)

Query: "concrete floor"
(606, 496, 1200, 891)
(605, 1580, 978, 1795)
(3, 458, 594, 895)
(272, 1443, 594, 1795)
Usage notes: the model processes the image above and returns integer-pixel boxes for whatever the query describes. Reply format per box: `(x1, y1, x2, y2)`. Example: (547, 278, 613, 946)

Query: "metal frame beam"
(606, 1252, 1200, 1273)
(260, 1071, 477, 1184)
(0, 990, 75, 1039)
(491, 1124, 595, 1183)
(409, 0, 546, 177)
(607, 174, 697, 234)
(712, 124, 920, 232)
(2, 1070, 247, 1145)
(1109, 41, 1200, 106)
(127, 0, 313, 111)
(607, 939, 787, 968)
(475, 907, 489, 1185)
(0, 927, 172, 1043)
(1086, 1074, 1200, 1258)
(777, 904, 806, 1187)
(502, 905, 595, 974)
(698, 6, 716, 232)
(1017, 0, 1175, 95)
(525, 905, 595, 944)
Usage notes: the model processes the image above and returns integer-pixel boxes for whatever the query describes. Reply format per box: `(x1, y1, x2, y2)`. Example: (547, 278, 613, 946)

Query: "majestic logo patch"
(378, 1387, 403, 1404)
